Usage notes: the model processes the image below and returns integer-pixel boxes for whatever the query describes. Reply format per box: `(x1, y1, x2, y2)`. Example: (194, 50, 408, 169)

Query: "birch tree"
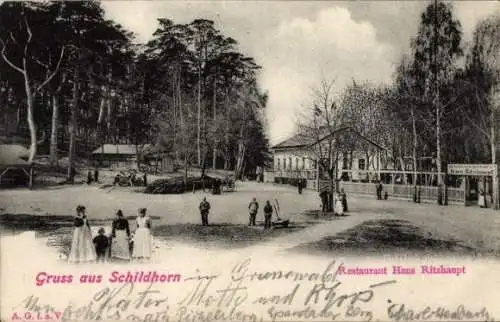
(410, 0, 462, 204)
(0, 2, 65, 163)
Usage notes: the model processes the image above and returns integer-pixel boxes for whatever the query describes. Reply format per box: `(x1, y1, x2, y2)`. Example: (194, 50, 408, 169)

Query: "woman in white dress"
(68, 205, 97, 263)
(132, 208, 152, 262)
(334, 192, 344, 216)
(110, 210, 131, 261)
(478, 189, 486, 208)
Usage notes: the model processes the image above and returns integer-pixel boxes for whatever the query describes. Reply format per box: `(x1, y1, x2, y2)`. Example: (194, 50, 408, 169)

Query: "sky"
(102, 0, 500, 145)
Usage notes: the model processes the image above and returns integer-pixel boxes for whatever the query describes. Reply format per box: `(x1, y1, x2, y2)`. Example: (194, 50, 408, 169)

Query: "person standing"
(478, 189, 486, 208)
(263, 201, 273, 230)
(298, 180, 303, 194)
(376, 181, 383, 200)
(319, 190, 328, 212)
(68, 205, 96, 264)
(334, 192, 344, 216)
(199, 197, 211, 226)
(70, 166, 77, 183)
(93, 228, 109, 263)
(327, 191, 334, 211)
(130, 172, 136, 187)
(87, 171, 92, 185)
(143, 173, 148, 187)
(110, 210, 131, 261)
(340, 188, 348, 212)
(248, 197, 259, 226)
(132, 208, 153, 262)
(94, 168, 99, 184)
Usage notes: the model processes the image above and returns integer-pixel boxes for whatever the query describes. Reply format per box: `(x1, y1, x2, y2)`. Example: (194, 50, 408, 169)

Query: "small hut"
(91, 144, 152, 169)
(143, 145, 175, 173)
(0, 144, 34, 188)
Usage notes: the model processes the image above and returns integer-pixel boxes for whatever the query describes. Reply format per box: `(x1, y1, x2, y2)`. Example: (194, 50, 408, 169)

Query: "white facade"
(272, 146, 386, 182)
(273, 148, 315, 171)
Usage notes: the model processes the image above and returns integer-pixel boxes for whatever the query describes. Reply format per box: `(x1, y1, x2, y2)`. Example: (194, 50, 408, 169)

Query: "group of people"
(67, 205, 153, 264)
(113, 171, 148, 187)
(248, 198, 274, 229)
(319, 188, 348, 215)
(198, 196, 275, 229)
(87, 169, 99, 185)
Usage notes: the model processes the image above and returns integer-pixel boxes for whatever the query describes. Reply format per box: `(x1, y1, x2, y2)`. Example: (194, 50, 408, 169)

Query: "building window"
(276, 158, 280, 170)
(289, 157, 292, 170)
(283, 158, 287, 169)
(296, 158, 299, 170)
(302, 157, 306, 170)
(358, 159, 366, 170)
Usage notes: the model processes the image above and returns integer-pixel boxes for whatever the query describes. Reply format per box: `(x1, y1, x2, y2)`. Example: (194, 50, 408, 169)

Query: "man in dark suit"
(199, 197, 211, 226)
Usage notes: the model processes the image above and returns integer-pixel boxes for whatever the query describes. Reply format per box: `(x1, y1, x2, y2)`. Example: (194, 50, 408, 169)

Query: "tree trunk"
(172, 73, 177, 154)
(49, 95, 59, 167)
(97, 85, 107, 124)
(98, 88, 107, 166)
(435, 91, 443, 204)
(224, 87, 230, 170)
(212, 79, 217, 170)
(234, 123, 246, 179)
(106, 91, 112, 140)
(67, 66, 79, 181)
(197, 68, 202, 166)
(411, 106, 418, 201)
(234, 140, 246, 180)
(491, 108, 496, 164)
(183, 154, 188, 186)
(24, 76, 37, 164)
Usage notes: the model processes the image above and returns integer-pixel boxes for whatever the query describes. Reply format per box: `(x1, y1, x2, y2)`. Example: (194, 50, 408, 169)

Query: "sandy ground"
(2, 182, 500, 322)
(1, 181, 500, 256)
(0, 181, 319, 224)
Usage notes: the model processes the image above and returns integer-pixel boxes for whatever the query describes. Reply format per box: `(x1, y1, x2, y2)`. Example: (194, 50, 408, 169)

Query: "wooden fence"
(336, 181, 464, 204)
(267, 169, 465, 204)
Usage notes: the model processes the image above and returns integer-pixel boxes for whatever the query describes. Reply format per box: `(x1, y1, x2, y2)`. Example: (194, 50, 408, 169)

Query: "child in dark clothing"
(93, 228, 109, 263)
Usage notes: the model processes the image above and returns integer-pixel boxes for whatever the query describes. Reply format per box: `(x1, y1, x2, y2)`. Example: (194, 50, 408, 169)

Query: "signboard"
(447, 164, 498, 176)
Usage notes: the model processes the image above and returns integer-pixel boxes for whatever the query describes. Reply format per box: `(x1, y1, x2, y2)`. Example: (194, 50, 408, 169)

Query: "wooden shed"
(92, 144, 152, 169)
(0, 144, 34, 188)
(143, 145, 176, 173)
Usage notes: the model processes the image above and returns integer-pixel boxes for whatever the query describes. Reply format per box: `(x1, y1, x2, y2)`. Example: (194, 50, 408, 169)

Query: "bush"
(144, 175, 218, 194)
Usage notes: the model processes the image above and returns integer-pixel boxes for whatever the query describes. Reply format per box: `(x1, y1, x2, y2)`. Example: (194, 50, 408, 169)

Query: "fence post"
(493, 166, 499, 210)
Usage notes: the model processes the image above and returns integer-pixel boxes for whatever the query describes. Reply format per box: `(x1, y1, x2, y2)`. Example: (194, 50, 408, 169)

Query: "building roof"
(91, 144, 152, 155)
(0, 144, 30, 166)
(142, 144, 176, 156)
(271, 126, 388, 151)
(272, 134, 315, 149)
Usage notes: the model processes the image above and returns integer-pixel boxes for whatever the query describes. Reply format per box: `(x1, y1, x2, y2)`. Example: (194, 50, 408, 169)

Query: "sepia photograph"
(1, 1, 500, 321)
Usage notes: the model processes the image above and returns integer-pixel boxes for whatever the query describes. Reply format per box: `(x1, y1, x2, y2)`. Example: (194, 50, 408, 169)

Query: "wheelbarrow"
(272, 198, 290, 228)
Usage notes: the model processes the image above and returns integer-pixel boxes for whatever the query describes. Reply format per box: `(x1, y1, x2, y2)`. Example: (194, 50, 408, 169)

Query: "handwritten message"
(11, 259, 493, 322)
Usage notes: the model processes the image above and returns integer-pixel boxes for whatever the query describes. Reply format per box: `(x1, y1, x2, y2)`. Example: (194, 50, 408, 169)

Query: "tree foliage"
(0, 1, 269, 179)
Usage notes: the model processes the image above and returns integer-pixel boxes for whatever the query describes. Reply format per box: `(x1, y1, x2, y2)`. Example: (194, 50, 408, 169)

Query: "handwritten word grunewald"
(12, 259, 494, 322)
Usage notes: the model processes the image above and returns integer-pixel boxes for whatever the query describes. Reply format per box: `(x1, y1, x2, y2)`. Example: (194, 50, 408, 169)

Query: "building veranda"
(266, 127, 500, 209)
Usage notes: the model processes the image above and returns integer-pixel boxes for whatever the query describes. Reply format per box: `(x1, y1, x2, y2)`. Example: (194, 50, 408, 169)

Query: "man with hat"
(248, 197, 259, 226)
(199, 197, 211, 226)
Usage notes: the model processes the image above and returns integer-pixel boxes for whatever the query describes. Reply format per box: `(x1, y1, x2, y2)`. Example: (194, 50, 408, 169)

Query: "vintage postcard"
(1, 0, 500, 321)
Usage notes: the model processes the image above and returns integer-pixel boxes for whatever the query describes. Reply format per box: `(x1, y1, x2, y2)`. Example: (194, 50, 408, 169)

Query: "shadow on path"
(153, 222, 313, 248)
(0, 213, 316, 257)
(291, 219, 500, 259)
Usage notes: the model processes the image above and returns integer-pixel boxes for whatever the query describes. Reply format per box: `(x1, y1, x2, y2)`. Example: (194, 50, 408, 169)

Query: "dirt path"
(2, 182, 500, 258)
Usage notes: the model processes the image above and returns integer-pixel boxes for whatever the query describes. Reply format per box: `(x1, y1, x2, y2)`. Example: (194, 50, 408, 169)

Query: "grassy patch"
(153, 222, 310, 248)
(292, 219, 491, 258)
(0, 213, 315, 257)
